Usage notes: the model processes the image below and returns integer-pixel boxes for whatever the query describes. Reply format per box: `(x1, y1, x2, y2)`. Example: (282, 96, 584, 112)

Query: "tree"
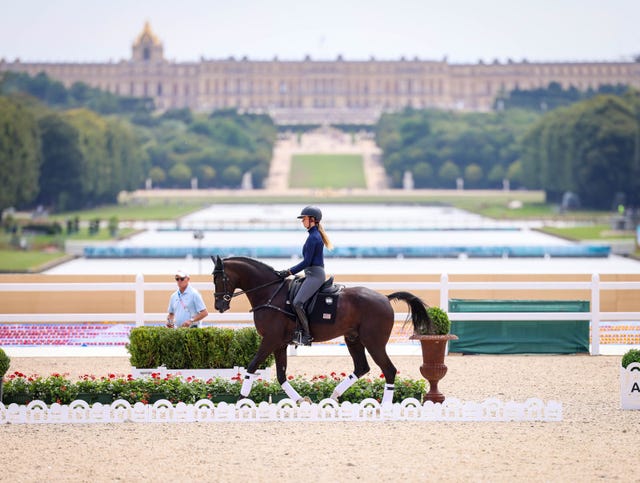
(221, 165, 243, 187)
(63, 109, 111, 205)
(572, 96, 637, 208)
(105, 118, 148, 194)
(148, 167, 166, 186)
(487, 164, 505, 187)
(506, 160, 524, 187)
(250, 164, 269, 189)
(162, 108, 193, 124)
(375, 108, 538, 189)
(438, 160, 460, 187)
(494, 81, 629, 112)
(519, 94, 639, 208)
(412, 162, 433, 188)
(0, 97, 41, 215)
(197, 165, 216, 187)
(37, 114, 84, 210)
(169, 163, 192, 187)
(464, 163, 483, 187)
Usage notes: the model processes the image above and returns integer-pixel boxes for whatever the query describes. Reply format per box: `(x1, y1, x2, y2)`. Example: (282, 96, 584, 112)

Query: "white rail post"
(440, 273, 449, 310)
(590, 273, 600, 355)
(440, 273, 450, 355)
(135, 273, 145, 327)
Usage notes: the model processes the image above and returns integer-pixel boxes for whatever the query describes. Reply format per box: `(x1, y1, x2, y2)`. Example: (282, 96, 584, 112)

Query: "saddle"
(286, 276, 343, 324)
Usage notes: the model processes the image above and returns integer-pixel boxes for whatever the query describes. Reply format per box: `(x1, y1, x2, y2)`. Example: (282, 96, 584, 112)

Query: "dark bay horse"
(212, 255, 433, 403)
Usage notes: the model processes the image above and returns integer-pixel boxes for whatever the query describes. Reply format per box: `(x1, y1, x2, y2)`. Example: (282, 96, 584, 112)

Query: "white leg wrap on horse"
(281, 381, 302, 401)
(240, 374, 254, 397)
(382, 384, 395, 405)
(331, 373, 358, 399)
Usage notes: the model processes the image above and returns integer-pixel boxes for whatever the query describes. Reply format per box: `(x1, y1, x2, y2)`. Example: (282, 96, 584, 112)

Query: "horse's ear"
(213, 255, 223, 271)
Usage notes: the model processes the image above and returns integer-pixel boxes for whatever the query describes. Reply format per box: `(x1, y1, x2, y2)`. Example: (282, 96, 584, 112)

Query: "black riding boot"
(293, 303, 313, 346)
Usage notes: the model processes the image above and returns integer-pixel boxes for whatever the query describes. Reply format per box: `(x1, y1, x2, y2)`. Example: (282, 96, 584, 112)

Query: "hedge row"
(126, 327, 274, 369)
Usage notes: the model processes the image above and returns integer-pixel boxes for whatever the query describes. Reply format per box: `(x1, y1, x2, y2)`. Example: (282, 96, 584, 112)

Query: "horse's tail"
(387, 291, 432, 334)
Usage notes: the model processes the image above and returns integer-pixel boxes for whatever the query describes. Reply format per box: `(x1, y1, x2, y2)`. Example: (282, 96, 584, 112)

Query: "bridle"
(212, 259, 290, 314)
(212, 262, 235, 302)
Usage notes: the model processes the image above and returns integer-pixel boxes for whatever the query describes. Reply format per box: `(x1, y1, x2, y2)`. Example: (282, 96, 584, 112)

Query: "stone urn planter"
(410, 334, 458, 403)
(411, 306, 458, 403)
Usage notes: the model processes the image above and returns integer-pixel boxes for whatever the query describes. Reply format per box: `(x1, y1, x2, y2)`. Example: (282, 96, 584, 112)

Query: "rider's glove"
(276, 269, 291, 278)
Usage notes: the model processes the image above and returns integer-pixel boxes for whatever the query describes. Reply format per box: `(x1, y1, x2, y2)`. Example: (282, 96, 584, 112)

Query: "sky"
(1, 0, 639, 64)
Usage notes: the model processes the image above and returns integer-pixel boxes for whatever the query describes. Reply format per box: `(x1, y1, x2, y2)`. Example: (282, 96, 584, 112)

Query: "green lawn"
(289, 154, 366, 189)
(540, 224, 635, 241)
(0, 249, 68, 272)
(0, 227, 137, 272)
(50, 201, 209, 222)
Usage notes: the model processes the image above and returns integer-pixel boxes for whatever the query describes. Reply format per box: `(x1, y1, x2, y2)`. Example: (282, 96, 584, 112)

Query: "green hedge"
(126, 327, 274, 369)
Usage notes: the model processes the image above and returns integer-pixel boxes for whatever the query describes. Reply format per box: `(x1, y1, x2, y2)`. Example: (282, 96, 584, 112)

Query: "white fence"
(1, 273, 639, 355)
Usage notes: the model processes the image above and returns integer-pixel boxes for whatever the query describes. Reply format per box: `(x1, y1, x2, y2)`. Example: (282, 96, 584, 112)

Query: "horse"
(212, 255, 433, 404)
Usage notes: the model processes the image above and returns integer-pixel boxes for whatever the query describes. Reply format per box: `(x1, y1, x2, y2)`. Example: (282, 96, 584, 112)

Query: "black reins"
(213, 263, 293, 316)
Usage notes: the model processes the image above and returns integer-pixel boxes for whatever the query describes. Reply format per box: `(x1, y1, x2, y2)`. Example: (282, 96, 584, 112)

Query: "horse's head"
(212, 255, 284, 313)
(212, 255, 233, 313)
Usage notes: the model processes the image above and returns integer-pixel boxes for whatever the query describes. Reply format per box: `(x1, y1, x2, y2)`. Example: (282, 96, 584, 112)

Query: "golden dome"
(134, 21, 161, 46)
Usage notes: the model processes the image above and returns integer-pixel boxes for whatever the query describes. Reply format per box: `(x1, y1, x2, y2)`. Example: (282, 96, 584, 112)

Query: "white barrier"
(1, 273, 639, 355)
(620, 362, 640, 410)
(0, 397, 563, 424)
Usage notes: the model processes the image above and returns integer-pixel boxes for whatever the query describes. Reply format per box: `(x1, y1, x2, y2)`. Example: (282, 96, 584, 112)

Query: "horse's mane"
(224, 256, 276, 273)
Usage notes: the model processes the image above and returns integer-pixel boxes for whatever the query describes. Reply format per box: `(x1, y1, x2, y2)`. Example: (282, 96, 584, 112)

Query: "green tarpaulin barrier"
(448, 299, 590, 354)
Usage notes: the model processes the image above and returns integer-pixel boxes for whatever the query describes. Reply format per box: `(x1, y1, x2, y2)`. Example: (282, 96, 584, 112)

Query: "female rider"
(276, 205, 333, 345)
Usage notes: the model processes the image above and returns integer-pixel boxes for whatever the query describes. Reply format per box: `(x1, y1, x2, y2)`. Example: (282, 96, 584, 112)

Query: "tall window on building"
(143, 47, 150, 61)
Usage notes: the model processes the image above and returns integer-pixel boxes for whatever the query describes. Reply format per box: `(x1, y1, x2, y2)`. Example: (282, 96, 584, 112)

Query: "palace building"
(2, 23, 639, 124)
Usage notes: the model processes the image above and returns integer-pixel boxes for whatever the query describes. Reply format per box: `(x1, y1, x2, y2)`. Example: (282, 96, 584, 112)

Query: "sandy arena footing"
(1, 354, 638, 481)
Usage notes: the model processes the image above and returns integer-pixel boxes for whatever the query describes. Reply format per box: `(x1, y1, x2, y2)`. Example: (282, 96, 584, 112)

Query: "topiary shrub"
(425, 306, 451, 335)
(0, 348, 10, 378)
(0, 348, 9, 402)
(622, 348, 640, 368)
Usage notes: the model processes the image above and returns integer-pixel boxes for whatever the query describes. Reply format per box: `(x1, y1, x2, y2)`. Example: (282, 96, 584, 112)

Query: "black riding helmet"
(297, 205, 322, 222)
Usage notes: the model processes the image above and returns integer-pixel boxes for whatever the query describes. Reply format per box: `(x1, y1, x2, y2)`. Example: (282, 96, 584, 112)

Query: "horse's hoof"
(298, 396, 312, 404)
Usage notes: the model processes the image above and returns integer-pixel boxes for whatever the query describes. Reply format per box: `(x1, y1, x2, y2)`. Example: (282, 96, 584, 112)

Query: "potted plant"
(410, 306, 458, 403)
(621, 348, 640, 410)
(0, 348, 10, 403)
(205, 377, 241, 404)
(2, 371, 33, 405)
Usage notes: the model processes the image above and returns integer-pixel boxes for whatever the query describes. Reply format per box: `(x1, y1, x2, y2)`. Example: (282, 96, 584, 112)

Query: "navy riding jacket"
(288, 225, 324, 274)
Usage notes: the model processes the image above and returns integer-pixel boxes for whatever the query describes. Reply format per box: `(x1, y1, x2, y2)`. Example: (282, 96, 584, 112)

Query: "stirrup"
(297, 333, 313, 346)
(289, 330, 303, 346)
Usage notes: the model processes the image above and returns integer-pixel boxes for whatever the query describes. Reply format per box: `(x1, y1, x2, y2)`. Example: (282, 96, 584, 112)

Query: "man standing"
(166, 270, 208, 328)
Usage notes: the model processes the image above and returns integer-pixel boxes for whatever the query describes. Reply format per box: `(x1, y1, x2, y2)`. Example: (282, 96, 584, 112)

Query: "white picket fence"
(0, 397, 563, 424)
(1, 273, 639, 355)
